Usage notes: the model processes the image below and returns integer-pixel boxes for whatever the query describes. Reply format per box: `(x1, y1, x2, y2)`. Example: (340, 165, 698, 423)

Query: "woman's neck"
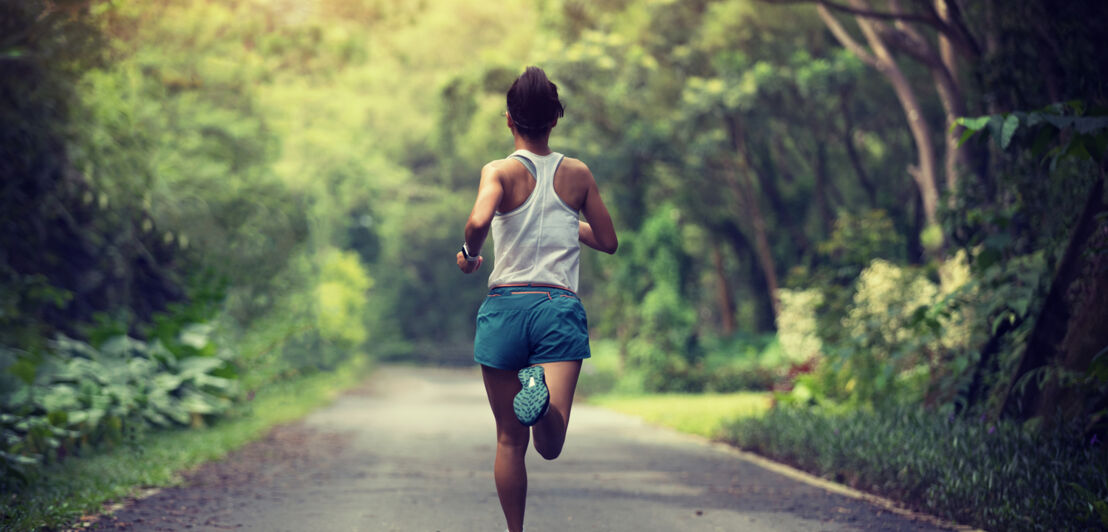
(513, 135, 552, 156)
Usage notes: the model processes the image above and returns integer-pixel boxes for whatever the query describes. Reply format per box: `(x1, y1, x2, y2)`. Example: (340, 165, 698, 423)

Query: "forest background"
(2, 0, 1107, 529)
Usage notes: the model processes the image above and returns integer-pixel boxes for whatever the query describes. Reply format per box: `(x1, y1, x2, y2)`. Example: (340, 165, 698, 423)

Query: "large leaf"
(178, 390, 225, 415)
(178, 323, 214, 351)
(99, 336, 147, 359)
(153, 372, 185, 393)
(177, 356, 224, 377)
(1000, 114, 1020, 149)
(956, 115, 991, 132)
(38, 384, 79, 412)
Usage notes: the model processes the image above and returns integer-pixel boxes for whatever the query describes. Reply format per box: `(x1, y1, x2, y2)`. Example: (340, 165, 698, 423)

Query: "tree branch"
(763, 0, 943, 27)
(878, 26, 942, 69)
(942, 0, 982, 58)
(816, 3, 878, 67)
(762, 0, 980, 59)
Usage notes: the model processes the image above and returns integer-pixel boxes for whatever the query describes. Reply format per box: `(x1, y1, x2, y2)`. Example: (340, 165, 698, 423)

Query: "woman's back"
(487, 149, 582, 291)
(490, 151, 593, 214)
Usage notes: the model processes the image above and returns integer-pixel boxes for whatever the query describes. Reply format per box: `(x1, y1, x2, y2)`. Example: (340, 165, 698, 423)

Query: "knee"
(535, 442, 562, 461)
(497, 432, 529, 454)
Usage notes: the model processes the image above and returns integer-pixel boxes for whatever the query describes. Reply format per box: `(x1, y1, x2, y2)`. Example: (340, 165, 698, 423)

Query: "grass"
(721, 405, 1108, 531)
(592, 390, 1108, 530)
(1, 356, 371, 531)
(589, 391, 771, 438)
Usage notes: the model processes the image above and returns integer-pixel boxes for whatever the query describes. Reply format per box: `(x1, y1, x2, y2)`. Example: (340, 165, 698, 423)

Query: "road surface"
(89, 365, 958, 531)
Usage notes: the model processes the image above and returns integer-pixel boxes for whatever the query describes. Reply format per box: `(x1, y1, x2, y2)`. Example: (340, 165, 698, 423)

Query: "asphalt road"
(89, 365, 958, 532)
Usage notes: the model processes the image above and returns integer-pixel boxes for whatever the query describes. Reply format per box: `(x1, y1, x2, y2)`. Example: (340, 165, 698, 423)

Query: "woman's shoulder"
(481, 158, 516, 178)
(556, 156, 596, 186)
(483, 157, 513, 170)
(557, 155, 592, 176)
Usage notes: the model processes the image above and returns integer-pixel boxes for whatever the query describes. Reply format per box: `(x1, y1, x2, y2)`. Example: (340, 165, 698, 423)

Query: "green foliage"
(576, 339, 622, 397)
(775, 288, 823, 363)
(5, 1, 1108, 526)
(0, 330, 237, 490)
(1, 356, 368, 531)
(592, 391, 770, 439)
(722, 405, 1108, 531)
(584, 333, 783, 396)
(612, 206, 701, 392)
(816, 209, 905, 271)
(780, 254, 975, 408)
(314, 248, 373, 348)
(839, 259, 940, 402)
(946, 102, 1107, 421)
(698, 334, 781, 393)
(956, 102, 1108, 168)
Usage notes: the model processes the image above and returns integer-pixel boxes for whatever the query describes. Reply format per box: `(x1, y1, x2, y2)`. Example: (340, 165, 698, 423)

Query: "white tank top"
(487, 149, 581, 291)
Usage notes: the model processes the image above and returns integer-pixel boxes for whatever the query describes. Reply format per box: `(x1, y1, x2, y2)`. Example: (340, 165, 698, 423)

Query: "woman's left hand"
(457, 252, 483, 274)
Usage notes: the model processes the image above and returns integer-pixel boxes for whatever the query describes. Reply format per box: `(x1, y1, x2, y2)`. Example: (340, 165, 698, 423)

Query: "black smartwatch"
(461, 243, 479, 263)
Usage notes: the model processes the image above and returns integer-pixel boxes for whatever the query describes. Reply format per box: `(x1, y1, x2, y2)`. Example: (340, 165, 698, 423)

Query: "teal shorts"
(474, 284, 591, 371)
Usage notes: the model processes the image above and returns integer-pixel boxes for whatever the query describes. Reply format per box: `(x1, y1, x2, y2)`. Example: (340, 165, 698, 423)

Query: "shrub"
(786, 253, 975, 407)
(722, 405, 1108, 531)
(0, 331, 237, 490)
(776, 288, 823, 364)
(314, 248, 373, 349)
(578, 340, 622, 396)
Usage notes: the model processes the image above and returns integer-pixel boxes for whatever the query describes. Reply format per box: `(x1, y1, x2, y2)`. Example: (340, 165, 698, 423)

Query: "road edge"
(667, 427, 983, 532)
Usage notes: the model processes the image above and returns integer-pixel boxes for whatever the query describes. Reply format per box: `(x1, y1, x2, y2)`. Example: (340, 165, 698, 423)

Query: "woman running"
(456, 66, 618, 532)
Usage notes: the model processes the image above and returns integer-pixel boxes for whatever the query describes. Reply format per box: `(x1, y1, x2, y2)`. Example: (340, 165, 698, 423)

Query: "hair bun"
(507, 66, 564, 138)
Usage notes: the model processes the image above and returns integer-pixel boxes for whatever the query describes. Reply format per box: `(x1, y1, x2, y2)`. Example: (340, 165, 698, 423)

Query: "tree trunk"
(723, 122, 782, 321)
(840, 90, 879, 207)
(813, 141, 841, 229)
(723, 163, 781, 320)
(712, 244, 736, 336)
(743, 129, 812, 252)
(818, 1, 942, 230)
(1000, 175, 1107, 419)
(715, 219, 778, 332)
(929, 0, 968, 199)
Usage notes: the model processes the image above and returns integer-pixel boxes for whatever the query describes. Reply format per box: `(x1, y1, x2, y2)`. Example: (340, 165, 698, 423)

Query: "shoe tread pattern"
(513, 366, 549, 426)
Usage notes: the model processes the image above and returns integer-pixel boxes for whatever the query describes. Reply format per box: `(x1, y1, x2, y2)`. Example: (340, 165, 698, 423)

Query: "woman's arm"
(578, 171, 618, 254)
(579, 221, 611, 252)
(457, 164, 503, 273)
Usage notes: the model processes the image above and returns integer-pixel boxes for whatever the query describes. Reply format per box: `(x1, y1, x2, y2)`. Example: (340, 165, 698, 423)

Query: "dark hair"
(506, 66, 564, 140)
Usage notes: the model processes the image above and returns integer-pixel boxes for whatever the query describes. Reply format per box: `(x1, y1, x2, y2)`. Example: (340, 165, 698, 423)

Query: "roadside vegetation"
(2, 1, 1106, 531)
(585, 341, 772, 438)
(590, 392, 769, 439)
(723, 406, 1108, 531)
(2, 357, 368, 530)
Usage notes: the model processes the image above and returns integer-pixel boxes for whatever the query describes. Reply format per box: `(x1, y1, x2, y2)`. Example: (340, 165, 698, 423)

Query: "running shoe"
(513, 365, 550, 426)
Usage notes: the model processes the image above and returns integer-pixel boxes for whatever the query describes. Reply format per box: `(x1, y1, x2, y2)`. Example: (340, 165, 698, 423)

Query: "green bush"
(0, 330, 237, 490)
(577, 340, 622, 396)
(780, 253, 977, 408)
(722, 405, 1108, 531)
(699, 334, 781, 392)
(597, 333, 784, 395)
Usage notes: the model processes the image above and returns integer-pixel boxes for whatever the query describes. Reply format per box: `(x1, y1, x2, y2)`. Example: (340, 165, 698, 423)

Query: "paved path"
(90, 366, 956, 531)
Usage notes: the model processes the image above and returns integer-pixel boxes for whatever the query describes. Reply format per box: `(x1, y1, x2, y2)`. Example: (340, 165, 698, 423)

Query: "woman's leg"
(532, 359, 583, 460)
(481, 365, 530, 532)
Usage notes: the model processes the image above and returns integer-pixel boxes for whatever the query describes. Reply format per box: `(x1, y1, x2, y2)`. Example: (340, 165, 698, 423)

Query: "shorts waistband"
(489, 283, 577, 297)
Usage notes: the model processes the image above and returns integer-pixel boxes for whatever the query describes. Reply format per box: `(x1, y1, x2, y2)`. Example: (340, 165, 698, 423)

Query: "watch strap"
(461, 243, 479, 262)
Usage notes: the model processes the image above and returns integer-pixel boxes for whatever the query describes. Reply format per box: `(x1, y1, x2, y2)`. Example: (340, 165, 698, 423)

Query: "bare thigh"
(537, 360, 582, 425)
(482, 365, 529, 445)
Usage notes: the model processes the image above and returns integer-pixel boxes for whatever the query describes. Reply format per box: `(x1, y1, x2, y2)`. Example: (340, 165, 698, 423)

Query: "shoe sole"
(514, 365, 550, 426)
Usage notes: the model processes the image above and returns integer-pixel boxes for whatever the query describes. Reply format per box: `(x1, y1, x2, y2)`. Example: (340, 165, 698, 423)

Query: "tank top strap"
(508, 153, 538, 180)
(508, 149, 564, 187)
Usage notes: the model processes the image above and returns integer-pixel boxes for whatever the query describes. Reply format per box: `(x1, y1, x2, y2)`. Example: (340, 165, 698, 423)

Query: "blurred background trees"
(2, 0, 1106, 488)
